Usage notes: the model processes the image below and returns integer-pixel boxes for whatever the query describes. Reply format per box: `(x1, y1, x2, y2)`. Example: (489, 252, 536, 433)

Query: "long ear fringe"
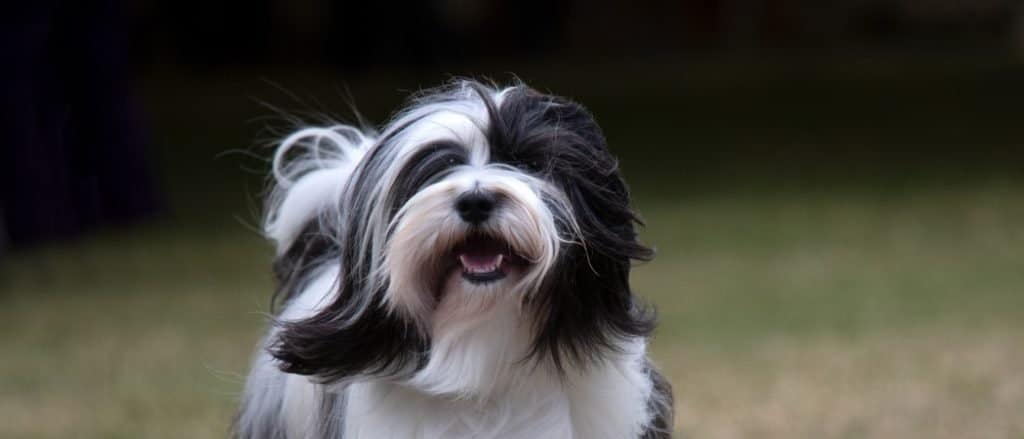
(263, 125, 374, 253)
(268, 292, 430, 383)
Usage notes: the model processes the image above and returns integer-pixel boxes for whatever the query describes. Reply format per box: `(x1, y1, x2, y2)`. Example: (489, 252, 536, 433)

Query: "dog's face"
(270, 82, 653, 396)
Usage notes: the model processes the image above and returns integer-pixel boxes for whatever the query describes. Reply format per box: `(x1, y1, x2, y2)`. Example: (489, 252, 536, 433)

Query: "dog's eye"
(519, 159, 542, 173)
(411, 142, 466, 170)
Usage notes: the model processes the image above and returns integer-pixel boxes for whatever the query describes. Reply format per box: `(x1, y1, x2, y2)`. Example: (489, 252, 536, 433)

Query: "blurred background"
(2, 1, 1023, 437)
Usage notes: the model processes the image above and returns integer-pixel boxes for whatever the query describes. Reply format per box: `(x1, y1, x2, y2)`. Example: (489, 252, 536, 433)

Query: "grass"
(3, 181, 1023, 438)
(637, 183, 1024, 437)
(669, 331, 1024, 438)
(3, 56, 1024, 437)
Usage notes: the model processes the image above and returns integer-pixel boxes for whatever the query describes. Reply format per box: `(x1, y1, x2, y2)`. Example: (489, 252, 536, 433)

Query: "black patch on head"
(479, 84, 657, 371)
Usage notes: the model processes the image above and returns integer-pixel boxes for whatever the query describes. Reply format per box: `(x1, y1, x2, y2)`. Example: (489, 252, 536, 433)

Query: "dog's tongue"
(457, 236, 507, 273)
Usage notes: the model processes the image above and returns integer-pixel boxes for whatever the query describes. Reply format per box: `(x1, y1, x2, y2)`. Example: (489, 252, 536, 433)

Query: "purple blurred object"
(0, 0, 159, 250)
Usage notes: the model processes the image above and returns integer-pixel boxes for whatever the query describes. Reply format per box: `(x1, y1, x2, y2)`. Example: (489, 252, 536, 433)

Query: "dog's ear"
(259, 121, 426, 382)
(270, 282, 428, 382)
(499, 88, 656, 371)
(270, 239, 430, 382)
(268, 173, 430, 383)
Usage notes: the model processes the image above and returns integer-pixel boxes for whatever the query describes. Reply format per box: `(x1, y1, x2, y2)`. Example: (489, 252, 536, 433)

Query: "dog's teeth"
(459, 254, 504, 274)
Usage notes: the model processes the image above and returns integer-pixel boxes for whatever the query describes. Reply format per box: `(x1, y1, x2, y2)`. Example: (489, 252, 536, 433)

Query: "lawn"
(3, 181, 1022, 438)
(2, 57, 1023, 438)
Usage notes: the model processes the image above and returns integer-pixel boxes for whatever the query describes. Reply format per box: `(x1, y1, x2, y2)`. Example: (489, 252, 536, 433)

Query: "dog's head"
(267, 80, 653, 397)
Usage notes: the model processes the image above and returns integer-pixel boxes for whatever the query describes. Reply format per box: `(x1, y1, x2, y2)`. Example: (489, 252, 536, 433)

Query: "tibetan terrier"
(234, 80, 673, 438)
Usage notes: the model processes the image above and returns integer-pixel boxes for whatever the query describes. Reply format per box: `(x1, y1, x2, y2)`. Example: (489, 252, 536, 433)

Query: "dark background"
(3, 0, 1023, 248)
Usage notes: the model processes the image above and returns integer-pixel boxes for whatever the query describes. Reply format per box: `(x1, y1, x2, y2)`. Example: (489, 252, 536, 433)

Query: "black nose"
(455, 191, 496, 224)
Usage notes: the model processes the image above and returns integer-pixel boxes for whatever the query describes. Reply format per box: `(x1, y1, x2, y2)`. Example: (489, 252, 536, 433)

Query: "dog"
(234, 80, 673, 439)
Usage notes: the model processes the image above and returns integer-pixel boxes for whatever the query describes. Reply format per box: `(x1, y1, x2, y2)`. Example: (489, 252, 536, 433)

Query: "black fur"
(481, 85, 656, 371)
(641, 363, 675, 439)
(386, 140, 468, 217)
(270, 287, 427, 382)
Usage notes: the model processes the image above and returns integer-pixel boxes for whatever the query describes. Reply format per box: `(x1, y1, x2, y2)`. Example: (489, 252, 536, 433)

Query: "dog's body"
(235, 81, 672, 439)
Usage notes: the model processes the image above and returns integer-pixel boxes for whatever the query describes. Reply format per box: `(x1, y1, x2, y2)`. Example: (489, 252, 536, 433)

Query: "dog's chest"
(330, 359, 651, 439)
(341, 381, 575, 439)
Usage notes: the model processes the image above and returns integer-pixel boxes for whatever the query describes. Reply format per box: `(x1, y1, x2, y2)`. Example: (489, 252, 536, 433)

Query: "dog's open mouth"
(452, 234, 528, 284)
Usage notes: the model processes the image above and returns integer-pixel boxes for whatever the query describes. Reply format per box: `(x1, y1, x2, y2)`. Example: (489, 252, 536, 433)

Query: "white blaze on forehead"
(396, 110, 490, 163)
(347, 105, 493, 285)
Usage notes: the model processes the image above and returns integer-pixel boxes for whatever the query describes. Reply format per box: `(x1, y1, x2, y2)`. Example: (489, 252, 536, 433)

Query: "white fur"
(384, 167, 562, 329)
(248, 267, 654, 439)
(265, 126, 372, 253)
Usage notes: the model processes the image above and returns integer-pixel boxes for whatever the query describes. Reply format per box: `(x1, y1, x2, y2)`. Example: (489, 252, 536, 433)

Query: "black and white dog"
(235, 80, 673, 439)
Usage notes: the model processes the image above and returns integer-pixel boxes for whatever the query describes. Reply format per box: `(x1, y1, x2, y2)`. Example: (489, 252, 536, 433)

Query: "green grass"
(638, 181, 1024, 342)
